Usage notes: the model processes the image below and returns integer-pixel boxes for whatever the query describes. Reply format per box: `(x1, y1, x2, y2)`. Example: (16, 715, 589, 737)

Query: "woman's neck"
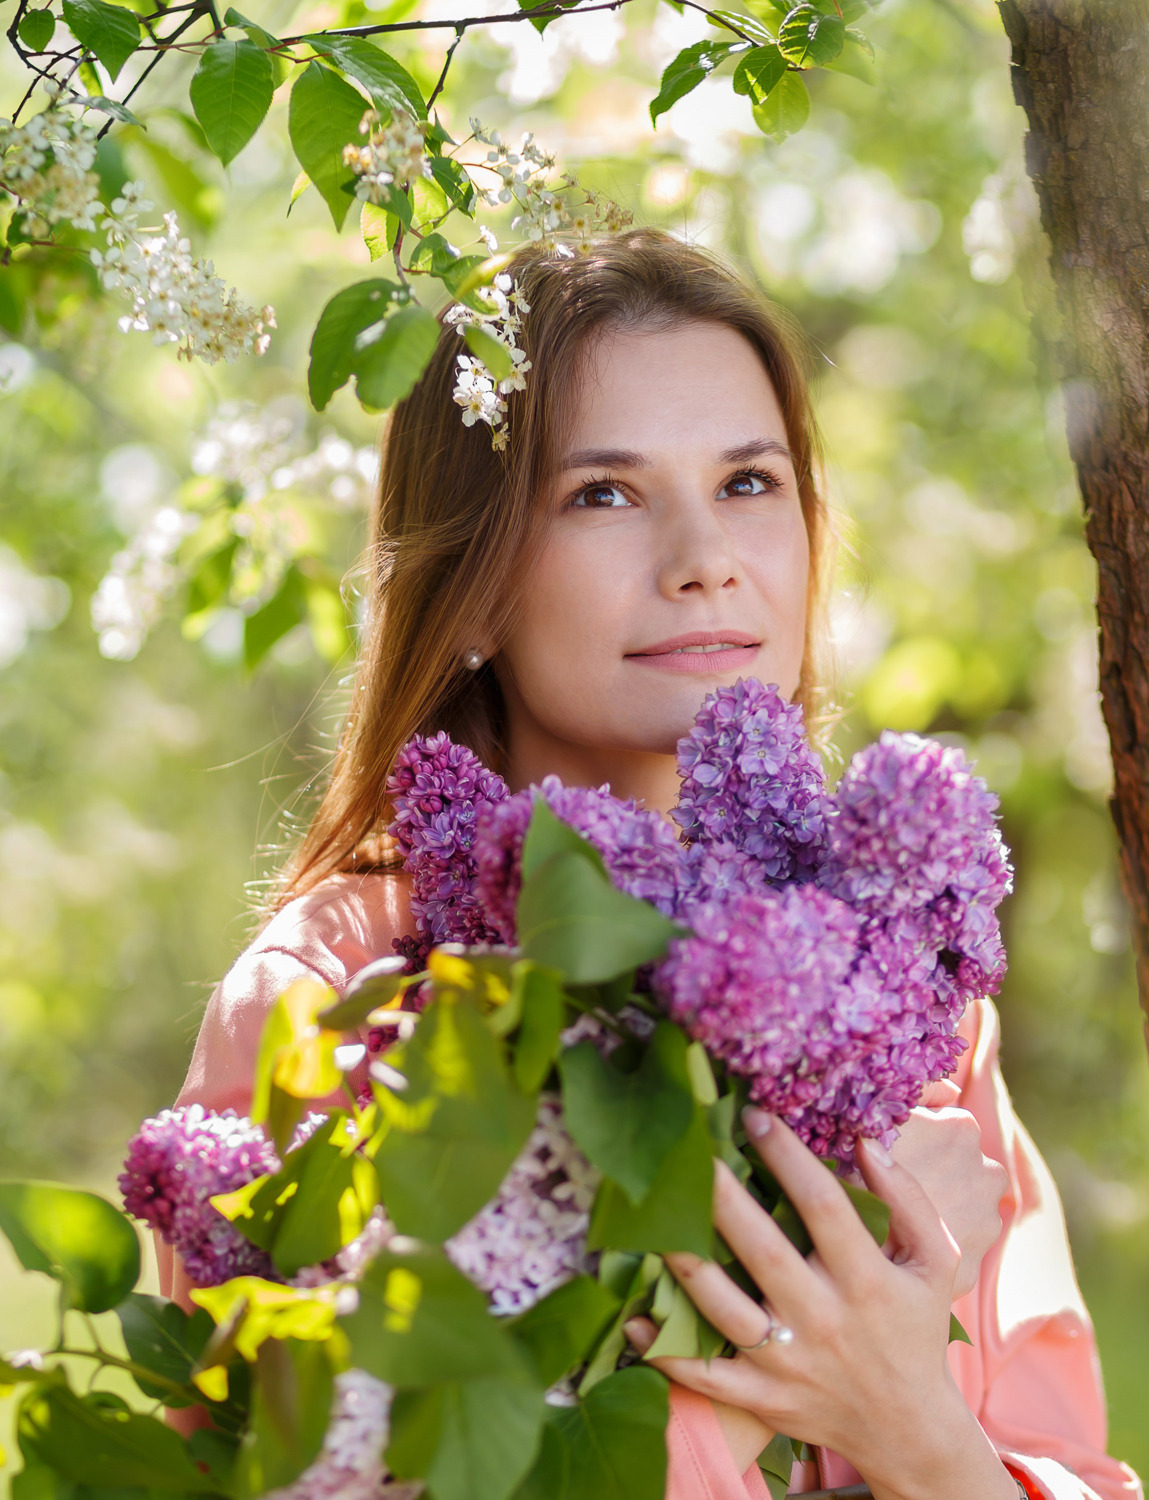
(504, 728, 682, 818)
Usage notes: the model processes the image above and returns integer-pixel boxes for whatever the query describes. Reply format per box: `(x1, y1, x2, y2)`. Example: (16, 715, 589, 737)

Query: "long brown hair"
(279, 229, 834, 902)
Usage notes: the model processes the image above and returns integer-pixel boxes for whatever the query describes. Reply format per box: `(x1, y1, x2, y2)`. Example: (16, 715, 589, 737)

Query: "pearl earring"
(462, 648, 485, 671)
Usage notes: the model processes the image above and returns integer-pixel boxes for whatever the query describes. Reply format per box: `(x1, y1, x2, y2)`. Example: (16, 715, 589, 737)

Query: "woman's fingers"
(741, 1109, 885, 1286)
(918, 1078, 962, 1108)
(661, 1246, 785, 1348)
(856, 1135, 961, 1289)
(708, 1158, 819, 1317)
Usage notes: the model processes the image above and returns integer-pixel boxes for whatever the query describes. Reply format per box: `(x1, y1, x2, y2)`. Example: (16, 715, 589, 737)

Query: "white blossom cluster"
(445, 269, 531, 449)
(468, 118, 632, 251)
(90, 505, 198, 661)
(1, 107, 274, 365)
(343, 109, 432, 204)
(92, 405, 378, 660)
(0, 108, 102, 236)
(93, 182, 275, 364)
(444, 1095, 601, 1315)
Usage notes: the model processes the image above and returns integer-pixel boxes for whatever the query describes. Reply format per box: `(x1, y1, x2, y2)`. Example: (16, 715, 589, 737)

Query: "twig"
(427, 24, 463, 112)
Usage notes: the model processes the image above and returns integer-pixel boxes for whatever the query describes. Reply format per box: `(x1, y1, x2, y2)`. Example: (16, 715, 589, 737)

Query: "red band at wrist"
(1005, 1465, 1041, 1500)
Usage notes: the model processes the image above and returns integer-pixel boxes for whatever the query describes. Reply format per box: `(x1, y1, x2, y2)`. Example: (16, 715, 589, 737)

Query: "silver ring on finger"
(733, 1308, 795, 1352)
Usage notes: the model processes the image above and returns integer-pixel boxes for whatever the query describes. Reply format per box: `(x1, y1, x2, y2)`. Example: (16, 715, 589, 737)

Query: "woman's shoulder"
(176, 868, 414, 1114)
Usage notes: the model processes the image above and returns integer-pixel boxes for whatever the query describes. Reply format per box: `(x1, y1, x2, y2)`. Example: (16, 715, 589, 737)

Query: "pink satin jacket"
(159, 872, 1143, 1500)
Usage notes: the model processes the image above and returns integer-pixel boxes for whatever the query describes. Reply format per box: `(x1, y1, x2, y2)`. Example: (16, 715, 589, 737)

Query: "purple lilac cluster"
(119, 1104, 281, 1285)
(385, 732, 510, 964)
(673, 677, 830, 891)
(473, 777, 687, 942)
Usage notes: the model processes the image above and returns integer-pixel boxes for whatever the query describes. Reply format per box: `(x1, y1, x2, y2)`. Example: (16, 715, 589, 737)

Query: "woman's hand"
(630, 1108, 1018, 1500)
(890, 1081, 1011, 1300)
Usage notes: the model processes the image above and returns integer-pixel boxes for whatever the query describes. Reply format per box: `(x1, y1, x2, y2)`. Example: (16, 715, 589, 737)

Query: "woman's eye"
(721, 470, 781, 499)
(572, 481, 630, 509)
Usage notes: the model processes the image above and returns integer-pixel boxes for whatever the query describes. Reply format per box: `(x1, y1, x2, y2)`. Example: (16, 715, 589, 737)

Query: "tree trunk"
(996, 0, 1149, 1045)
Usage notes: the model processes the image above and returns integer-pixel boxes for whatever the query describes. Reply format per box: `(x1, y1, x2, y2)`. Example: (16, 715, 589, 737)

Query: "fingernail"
(862, 1136, 893, 1167)
(742, 1106, 773, 1137)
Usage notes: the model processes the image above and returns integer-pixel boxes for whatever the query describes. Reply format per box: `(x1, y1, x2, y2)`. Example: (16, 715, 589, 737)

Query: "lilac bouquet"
(108, 679, 1011, 1500)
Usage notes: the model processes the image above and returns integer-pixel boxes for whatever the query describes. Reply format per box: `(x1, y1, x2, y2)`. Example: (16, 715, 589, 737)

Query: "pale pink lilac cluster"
(445, 1095, 601, 1314)
(385, 731, 510, 965)
(473, 777, 686, 942)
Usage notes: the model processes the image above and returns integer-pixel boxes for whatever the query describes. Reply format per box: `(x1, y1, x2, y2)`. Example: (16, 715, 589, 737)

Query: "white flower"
(344, 109, 432, 204)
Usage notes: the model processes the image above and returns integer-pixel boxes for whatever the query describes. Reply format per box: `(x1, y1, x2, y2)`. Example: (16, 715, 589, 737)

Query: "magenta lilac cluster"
(474, 777, 686, 942)
(385, 731, 510, 965)
(119, 1104, 280, 1285)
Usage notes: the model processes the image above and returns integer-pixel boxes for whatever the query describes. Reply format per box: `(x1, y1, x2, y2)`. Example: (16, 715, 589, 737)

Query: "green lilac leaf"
(190, 40, 276, 167)
(777, 4, 845, 67)
(649, 40, 738, 126)
(643, 1274, 725, 1360)
(318, 954, 408, 1030)
(354, 303, 441, 412)
(17, 1382, 218, 1491)
(307, 277, 406, 410)
(372, 992, 537, 1241)
(520, 799, 607, 883)
(17, 9, 55, 52)
(517, 852, 677, 984)
(0, 1181, 139, 1313)
(513, 966, 565, 1093)
(288, 60, 370, 230)
(116, 1293, 215, 1406)
(343, 1244, 529, 1385)
(244, 565, 307, 671)
(303, 34, 426, 118)
(839, 1175, 891, 1246)
(949, 1312, 973, 1345)
(559, 1022, 695, 1205)
(61, 0, 140, 82)
(587, 1107, 714, 1258)
(234, 1338, 333, 1498)
(507, 1275, 621, 1386)
(513, 1367, 669, 1500)
(752, 70, 810, 142)
(388, 1376, 546, 1500)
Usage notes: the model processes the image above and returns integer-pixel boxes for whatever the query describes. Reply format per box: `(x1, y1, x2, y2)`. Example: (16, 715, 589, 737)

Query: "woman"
(161, 230, 1141, 1500)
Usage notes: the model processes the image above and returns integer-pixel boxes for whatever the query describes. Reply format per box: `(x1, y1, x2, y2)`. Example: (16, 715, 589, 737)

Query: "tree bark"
(996, 0, 1149, 1044)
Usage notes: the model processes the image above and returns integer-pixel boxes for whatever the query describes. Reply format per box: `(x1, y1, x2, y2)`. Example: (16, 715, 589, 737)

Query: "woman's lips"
(625, 633, 761, 674)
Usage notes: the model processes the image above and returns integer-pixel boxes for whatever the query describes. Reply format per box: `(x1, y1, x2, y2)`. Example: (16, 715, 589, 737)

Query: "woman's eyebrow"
(558, 438, 794, 471)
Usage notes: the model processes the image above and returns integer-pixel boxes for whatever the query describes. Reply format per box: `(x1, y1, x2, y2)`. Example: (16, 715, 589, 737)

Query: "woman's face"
(495, 319, 810, 790)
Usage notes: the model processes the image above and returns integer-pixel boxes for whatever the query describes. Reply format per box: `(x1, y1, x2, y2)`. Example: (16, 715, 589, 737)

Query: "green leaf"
(560, 1023, 694, 1205)
(521, 799, 607, 883)
(822, 26, 877, 84)
(388, 1376, 545, 1500)
(307, 277, 406, 411)
(235, 1339, 333, 1499)
(732, 44, 787, 103)
(224, 9, 292, 87)
(839, 1175, 891, 1246)
(288, 60, 371, 230)
(507, 1275, 621, 1387)
(219, 1113, 378, 1276)
(343, 1244, 528, 1385)
(649, 40, 740, 126)
(587, 1107, 714, 1258)
(190, 40, 276, 167)
(752, 70, 810, 142)
(0, 1182, 139, 1314)
(244, 566, 307, 671)
(515, 0, 579, 34)
(579, 1254, 660, 1394)
(643, 1273, 725, 1360)
(318, 954, 409, 1030)
(517, 852, 677, 985)
(61, 0, 140, 81)
(116, 1293, 214, 1407)
(354, 303, 440, 412)
(777, 4, 845, 67)
(361, 200, 399, 261)
(429, 155, 477, 214)
(949, 1312, 973, 1346)
(17, 9, 55, 51)
(17, 1382, 218, 1492)
(513, 966, 565, 1093)
(408, 231, 463, 276)
(463, 324, 514, 383)
(513, 1367, 669, 1500)
(251, 975, 342, 1152)
(84, 94, 141, 126)
(302, 34, 426, 118)
(372, 993, 537, 1241)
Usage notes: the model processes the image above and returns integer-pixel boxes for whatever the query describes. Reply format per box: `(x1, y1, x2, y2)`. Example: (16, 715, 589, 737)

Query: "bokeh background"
(2, 0, 1147, 1478)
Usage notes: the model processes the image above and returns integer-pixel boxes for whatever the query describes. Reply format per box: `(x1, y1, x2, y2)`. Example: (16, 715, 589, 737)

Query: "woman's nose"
(654, 496, 742, 600)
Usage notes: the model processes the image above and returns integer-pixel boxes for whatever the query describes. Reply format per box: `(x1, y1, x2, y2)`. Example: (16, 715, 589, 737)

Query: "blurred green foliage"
(1, 0, 1146, 1478)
